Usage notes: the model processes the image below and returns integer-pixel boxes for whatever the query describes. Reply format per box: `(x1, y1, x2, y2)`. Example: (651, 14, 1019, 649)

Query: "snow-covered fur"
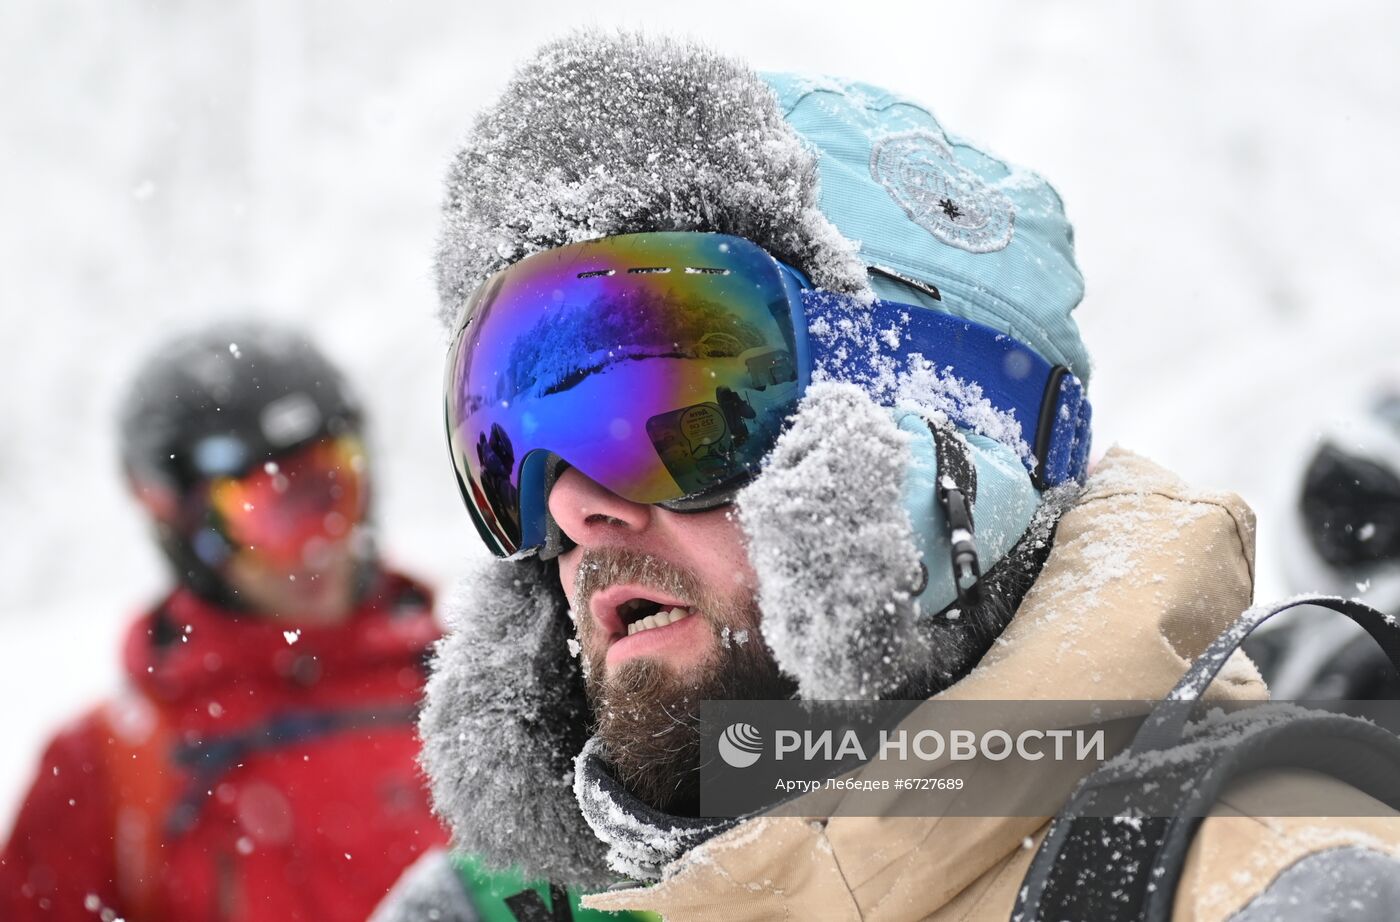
(739, 383, 928, 698)
(434, 30, 867, 331)
(741, 383, 1078, 700)
(417, 558, 614, 887)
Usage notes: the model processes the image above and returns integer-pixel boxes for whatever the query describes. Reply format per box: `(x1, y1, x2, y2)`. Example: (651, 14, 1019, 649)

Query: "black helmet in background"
(1299, 400, 1400, 575)
(1247, 390, 1400, 699)
(120, 321, 375, 615)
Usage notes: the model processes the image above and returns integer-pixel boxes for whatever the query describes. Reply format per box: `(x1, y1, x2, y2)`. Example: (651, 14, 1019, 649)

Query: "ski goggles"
(445, 232, 1093, 559)
(207, 434, 368, 566)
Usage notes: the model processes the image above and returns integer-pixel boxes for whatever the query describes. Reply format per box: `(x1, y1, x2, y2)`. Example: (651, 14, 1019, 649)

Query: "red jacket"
(0, 571, 449, 921)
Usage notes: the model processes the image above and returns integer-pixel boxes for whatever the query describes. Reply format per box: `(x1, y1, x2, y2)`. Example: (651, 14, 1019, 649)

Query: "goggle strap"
(537, 455, 574, 561)
(804, 294, 1093, 488)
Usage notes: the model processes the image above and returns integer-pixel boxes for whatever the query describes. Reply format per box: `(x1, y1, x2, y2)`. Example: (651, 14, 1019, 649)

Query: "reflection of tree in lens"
(506, 288, 767, 398)
(476, 423, 520, 534)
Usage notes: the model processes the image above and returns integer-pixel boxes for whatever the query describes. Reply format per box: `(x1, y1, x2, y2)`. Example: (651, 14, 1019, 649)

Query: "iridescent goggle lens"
(444, 232, 812, 558)
(208, 434, 368, 565)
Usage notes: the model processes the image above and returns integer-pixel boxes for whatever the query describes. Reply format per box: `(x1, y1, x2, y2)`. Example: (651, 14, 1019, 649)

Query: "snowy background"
(2, 1, 1395, 830)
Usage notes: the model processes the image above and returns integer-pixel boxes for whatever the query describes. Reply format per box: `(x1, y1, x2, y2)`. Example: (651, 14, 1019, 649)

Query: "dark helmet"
(1249, 391, 1400, 699)
(1301, 446, 1400, 572)
(1291, 391, 1400, 602)
(119, 321, 369, 602)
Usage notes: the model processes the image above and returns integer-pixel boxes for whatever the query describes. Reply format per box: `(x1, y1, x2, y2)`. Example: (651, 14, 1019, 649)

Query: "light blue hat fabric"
(762, 74, 1092, 386)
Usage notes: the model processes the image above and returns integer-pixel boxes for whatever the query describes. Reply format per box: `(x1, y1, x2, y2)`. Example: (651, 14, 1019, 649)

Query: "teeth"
(625, 607, 691, 637)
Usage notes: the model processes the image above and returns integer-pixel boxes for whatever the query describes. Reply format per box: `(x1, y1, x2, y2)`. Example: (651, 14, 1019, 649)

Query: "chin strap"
(803, 292, 1093, 488)
(928, 420, 982, 608)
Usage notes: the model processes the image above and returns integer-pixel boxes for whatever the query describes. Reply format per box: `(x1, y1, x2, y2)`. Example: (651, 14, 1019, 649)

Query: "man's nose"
(547, 466, 654, 547)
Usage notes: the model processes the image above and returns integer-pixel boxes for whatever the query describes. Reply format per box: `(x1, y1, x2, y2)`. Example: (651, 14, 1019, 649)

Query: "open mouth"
(617, 597, 695, 637)
(589, 584, 699, 645)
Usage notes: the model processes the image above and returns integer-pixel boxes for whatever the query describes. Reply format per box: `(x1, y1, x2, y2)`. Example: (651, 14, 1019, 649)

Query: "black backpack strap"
(1014, 594, 1400, 922)
(1132, 595, 1400, 753)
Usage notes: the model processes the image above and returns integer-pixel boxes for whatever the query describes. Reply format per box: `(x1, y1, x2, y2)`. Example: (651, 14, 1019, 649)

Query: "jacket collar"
(572, 737, 736, 882)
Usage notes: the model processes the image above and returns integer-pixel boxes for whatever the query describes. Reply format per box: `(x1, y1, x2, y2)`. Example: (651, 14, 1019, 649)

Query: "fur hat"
(433, 30, 867, 333)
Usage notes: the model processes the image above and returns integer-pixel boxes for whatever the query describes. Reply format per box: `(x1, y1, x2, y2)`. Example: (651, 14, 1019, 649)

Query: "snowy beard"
(572, 547, 795, 814)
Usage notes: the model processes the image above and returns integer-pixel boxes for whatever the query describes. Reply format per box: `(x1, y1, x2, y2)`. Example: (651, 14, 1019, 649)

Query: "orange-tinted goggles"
(207, 435, 367, 565)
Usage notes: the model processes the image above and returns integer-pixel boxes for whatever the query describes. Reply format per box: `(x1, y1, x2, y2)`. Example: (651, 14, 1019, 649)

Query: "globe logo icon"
(718, 722, 763, 768)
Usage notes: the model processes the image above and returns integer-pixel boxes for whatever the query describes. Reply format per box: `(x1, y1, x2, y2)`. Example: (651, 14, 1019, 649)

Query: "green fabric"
(452, 854, 658, 921)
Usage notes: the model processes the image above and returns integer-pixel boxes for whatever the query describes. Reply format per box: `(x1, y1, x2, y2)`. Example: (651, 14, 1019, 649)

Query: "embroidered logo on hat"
(870, 131, 1016, 254)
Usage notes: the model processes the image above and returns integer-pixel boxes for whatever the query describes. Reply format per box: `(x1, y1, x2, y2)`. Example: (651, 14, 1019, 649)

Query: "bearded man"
(374, 31, 1400, 922)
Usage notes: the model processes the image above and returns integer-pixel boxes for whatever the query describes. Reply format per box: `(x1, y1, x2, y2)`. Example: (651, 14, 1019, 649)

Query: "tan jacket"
(587, 449, 1400, 921)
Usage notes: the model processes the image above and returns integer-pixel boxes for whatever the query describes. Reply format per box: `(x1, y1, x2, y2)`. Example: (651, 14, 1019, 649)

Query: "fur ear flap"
(738, 382, 933, 698)
(417, 556, 614, 888)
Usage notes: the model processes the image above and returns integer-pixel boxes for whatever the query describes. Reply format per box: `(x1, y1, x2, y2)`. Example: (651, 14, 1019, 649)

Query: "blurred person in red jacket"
(0, 322, 448, 921)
